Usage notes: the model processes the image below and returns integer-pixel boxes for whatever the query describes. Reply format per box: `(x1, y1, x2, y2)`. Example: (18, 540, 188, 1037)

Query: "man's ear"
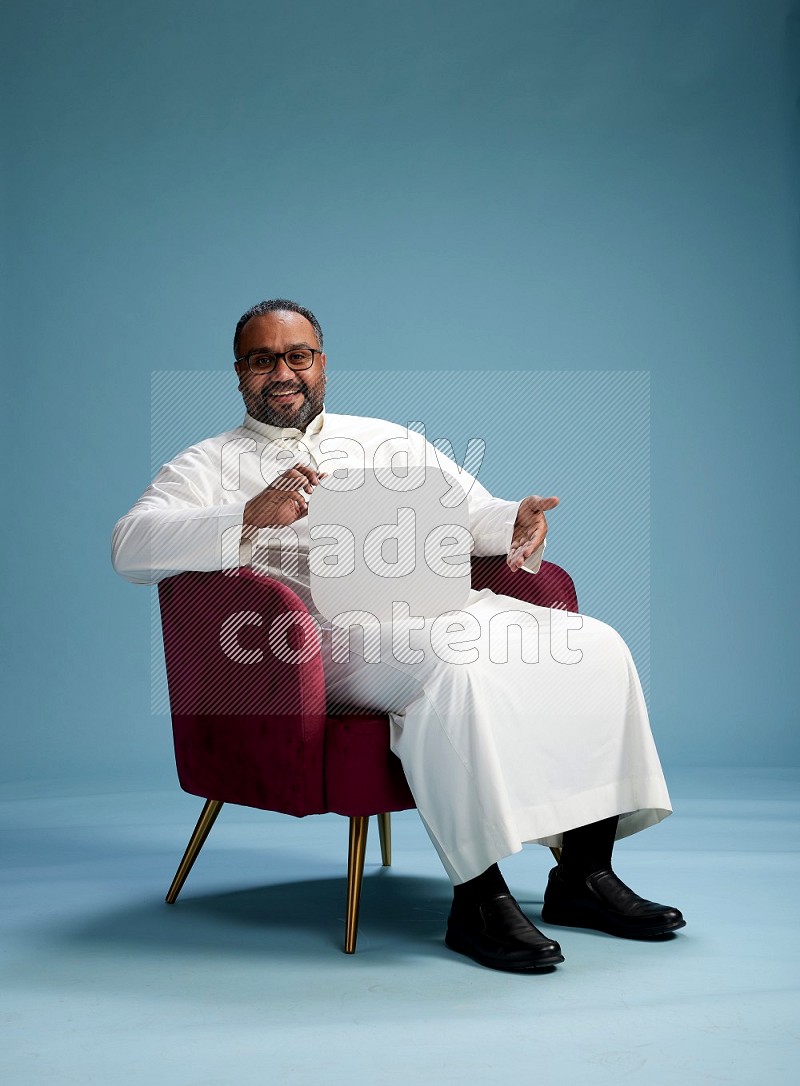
(234, 361, 245, 389)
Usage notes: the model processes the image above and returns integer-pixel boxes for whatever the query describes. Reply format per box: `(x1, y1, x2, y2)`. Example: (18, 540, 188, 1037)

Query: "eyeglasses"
(235, 347, 320, 375)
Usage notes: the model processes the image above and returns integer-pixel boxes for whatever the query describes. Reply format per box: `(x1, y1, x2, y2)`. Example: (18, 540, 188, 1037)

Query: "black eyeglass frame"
(234, 347, 321, 374)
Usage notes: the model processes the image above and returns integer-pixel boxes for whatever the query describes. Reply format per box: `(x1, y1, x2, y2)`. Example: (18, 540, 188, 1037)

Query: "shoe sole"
(540, 908, 686, 940)
(445, 929, 565, 972)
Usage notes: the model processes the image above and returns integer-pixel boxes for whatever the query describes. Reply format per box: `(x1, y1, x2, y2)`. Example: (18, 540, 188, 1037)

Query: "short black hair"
(233, 298, 323, 358)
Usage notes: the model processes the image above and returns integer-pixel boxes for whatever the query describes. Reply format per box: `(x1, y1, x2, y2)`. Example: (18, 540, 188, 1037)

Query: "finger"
(291, 463, 322, 487)
(506, 545, 526, 571)
(273, 464, 326, 491)
(508, 542, 537, 570)
(271, 473, 298, 491)
(516, 538, 536, 559)
(525, 495, 559, 511)
(274, 469, 310, 492)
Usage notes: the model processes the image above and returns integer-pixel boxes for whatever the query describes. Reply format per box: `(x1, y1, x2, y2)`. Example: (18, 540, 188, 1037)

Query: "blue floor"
(2, 767, 799, 1085)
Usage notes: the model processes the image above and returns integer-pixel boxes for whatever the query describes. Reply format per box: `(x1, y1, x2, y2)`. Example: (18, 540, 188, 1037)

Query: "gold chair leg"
(165, 799, 224, 904)
(377, 812, 392, 867)
(550, 846, 562, 864)
(344, 815, 369, 954)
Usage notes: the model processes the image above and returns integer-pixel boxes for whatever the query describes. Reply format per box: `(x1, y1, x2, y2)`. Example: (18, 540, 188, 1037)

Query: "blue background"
(2, 0, 798, 785)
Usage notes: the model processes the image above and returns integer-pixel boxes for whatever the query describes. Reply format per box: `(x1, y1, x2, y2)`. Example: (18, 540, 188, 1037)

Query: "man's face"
(234, 310, 327, 430)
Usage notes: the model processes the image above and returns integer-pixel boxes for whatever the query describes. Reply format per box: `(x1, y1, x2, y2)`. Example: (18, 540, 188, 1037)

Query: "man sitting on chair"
(111, 297, 685, 973)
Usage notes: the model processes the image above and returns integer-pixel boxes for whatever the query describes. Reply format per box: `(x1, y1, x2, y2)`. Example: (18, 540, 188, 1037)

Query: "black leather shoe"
(541, 866, 686, 939)
(445, 893, 565, 972)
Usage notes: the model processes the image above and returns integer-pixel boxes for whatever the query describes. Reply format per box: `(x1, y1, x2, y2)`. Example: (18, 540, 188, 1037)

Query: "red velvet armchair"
(158, 556, 579, 952)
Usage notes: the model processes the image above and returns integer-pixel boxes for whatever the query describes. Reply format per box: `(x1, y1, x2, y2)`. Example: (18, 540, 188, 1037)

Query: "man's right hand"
(241, 463, 327, 536)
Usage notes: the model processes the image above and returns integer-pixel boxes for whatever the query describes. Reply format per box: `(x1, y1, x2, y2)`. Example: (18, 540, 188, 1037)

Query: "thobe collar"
(242, 407, 327, 442)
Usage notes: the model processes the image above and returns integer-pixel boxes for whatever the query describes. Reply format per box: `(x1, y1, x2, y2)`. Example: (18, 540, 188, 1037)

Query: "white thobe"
(112, 407, 672, 883)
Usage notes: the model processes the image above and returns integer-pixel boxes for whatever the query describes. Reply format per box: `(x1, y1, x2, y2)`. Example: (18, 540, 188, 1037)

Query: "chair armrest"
(470, 557, 579, 611)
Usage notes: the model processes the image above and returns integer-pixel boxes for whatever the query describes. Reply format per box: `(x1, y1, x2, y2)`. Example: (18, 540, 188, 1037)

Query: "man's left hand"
(507, 494, 560, 571)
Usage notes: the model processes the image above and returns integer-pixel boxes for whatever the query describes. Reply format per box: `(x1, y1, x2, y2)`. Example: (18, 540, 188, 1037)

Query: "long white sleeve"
(111, 444, 248, 584)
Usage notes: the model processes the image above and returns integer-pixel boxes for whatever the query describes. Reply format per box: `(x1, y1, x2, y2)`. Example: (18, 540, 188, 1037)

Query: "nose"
(269, 357, 300, 383)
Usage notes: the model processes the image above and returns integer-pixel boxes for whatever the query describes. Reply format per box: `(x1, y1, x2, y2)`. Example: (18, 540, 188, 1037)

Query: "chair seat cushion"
(172, 713, 327, 816)
(324, 714, 415, 816)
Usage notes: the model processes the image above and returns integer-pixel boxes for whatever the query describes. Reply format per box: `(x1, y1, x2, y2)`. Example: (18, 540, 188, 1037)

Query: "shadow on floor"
(52, 869, 462, 962)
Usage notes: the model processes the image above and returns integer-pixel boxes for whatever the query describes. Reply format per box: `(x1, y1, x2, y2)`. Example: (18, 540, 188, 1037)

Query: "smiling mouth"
(266, 388, 303, 400)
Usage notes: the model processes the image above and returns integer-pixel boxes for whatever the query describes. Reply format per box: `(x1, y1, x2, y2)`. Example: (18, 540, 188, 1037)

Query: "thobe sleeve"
(427, 443, 546, 574)
(111, 443, 249, 584)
